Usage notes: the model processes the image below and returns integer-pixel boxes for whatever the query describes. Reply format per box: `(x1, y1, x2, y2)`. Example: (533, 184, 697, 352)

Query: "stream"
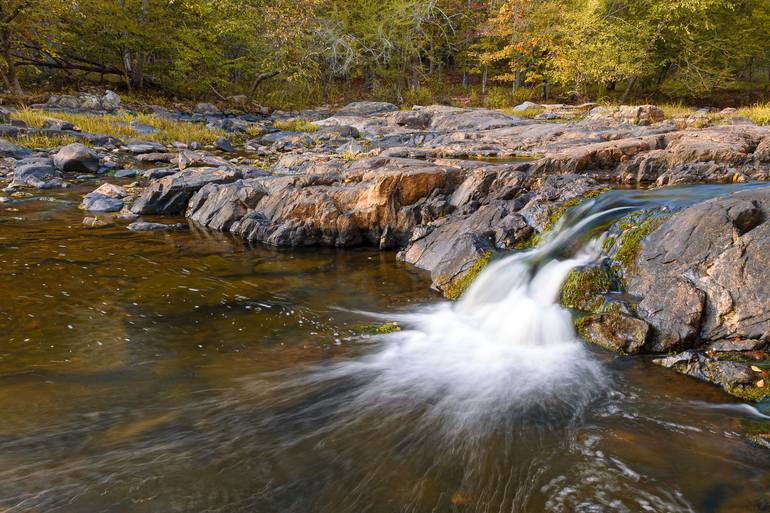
(0, 182, 769, 513)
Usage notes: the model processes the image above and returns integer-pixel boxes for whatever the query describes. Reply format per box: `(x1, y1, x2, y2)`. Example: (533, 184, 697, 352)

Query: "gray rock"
(653, 350, 763, 399)
(130, 167, 242, 215)
(0, 138, 31, 158)
(195, 103, 221, 115)
(125, 142, 166, 154)
(81, 193, 124, 212)
(628, 188, 770, 351)
(511, 101, 539, 112)
(52, 143, 99, 173)
(142, 167, 177, 179)
(214, 137, 236, 153)
(101, 90, 121, 111)
(10, 159, 61, 188)
(114, 168, 139, 178)
(42, 118, 76, 131)
(336, 101, 399, 117)
(127, 221, 188, 231)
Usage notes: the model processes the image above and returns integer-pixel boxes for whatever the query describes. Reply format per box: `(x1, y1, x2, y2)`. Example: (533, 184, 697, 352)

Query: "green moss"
(726, 384, 770, 402)
(613, 215, 666, 274)
(444, 252, 492, 300)
(355, 322, 402, 335)
(273, 119, 319, 132)
(559, 266, 613, 311)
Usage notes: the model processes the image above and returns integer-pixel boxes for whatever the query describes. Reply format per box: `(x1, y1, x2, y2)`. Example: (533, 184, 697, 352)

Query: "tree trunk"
(0, 28, 22, 95)
(620, 77, 637, 103)
(463, 0, 472, 89)
(482, 67, 487, 94)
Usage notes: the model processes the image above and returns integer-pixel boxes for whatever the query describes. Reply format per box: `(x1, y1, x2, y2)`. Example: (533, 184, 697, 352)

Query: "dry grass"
(10, 108, 226, 145)
(735, 103, 770, 125)
(273, 119, 319, 132)
(659, 102, 695, 119)
(502, 106, 546, 119)
(10, 133, 85, 149)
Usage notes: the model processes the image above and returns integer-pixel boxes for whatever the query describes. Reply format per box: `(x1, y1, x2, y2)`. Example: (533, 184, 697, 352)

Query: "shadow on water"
(0, 184, 768, 512)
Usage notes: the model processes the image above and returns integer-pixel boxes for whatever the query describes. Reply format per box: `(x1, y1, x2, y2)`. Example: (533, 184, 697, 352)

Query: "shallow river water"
(0, 184, 769, 513)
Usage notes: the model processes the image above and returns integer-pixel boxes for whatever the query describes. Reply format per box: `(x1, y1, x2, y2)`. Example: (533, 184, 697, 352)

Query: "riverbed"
(1, 185, 769, 513)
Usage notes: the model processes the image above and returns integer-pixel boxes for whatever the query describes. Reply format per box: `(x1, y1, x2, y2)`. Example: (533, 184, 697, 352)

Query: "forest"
(2, 0, 770, 108)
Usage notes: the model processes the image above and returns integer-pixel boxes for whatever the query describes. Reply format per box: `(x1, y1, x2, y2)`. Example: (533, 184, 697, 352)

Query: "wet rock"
(114, 168, 139, 178)
(52, 143, 99, 173)
(130, 167, 242, 215)
(81, 193, 124, 212)
(10, 158, 61, 188)
(127, 221, 188, 231)
(577, 312, 650, 354)
(654, 350, 769, 401)
(628, 188, 770, 351)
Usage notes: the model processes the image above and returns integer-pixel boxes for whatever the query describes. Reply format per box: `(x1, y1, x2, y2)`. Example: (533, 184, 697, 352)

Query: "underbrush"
(272, 119, 319, 132)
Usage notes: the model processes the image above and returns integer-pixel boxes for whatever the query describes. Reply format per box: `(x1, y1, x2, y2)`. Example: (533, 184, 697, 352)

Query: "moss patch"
(726, 384, 770, 402)
(355, 322, 402, 335)
(612, 215, 666, 274)
(560, 266, 613, 312)
(444, 252, 492, 300)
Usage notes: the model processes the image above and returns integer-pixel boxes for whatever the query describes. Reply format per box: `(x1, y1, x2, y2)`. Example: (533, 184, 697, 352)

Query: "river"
(0, 183, 768, 512)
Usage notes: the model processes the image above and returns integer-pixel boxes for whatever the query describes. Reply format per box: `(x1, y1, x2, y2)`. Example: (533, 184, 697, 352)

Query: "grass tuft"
(10, 133, 85, 149)
(273, 119, 319, 132)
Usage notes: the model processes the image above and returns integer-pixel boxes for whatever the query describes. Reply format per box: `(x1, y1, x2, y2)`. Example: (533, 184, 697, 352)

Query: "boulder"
(576, 312, 650, 354)
(214, 137, 236, 153)
(52, 143, 99, 173)
(10, 159, 61, 188)
(511, 101, 540, 112)
(628, 188, 770, 351)
(130, 167, 242, 215)
(336, 101, 399, 117)
(195, 103, 221, 115)
(101, 90, 121, 111)
(81, 193, 124, 212)
(42, 118, 76, 131)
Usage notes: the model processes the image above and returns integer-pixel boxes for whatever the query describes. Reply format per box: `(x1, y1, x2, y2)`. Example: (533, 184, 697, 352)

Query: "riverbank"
(1, 92, 769, 403)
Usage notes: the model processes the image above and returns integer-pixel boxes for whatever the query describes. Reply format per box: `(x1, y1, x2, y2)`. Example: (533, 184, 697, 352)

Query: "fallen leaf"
(757, 380, 765, 388)
(751, 365, 762, 373)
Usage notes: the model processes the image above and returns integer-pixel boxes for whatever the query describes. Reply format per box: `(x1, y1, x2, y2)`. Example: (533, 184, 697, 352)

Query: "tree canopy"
(1, 0, 769, 105)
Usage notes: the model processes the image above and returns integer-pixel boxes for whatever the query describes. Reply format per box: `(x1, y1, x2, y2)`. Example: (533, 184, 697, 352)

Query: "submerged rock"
(127, 221, 188, 231)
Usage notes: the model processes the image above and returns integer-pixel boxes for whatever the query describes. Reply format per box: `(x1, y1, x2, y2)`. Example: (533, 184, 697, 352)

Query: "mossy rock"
(444, 252, 492, 300)
(609, 214, 667, 276)
(575, 311, 650, 354)
(355, 322, 402, 335)
(559, 265, 614, 312)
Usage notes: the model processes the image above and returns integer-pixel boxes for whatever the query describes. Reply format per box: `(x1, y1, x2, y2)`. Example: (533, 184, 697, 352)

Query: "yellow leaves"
(757, 380, 765, 389)
(751, 365, 762, 372)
